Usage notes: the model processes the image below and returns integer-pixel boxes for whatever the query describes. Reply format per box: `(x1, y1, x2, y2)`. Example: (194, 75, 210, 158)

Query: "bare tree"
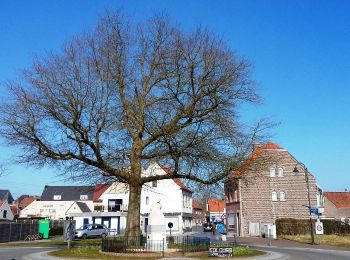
(0, 12, 267, 236)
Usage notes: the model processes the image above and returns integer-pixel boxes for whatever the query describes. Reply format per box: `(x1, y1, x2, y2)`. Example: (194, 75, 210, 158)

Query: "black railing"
(101, 236, 164, 254)
(167, 235, 210, 252)
(101, 235, 210, 255)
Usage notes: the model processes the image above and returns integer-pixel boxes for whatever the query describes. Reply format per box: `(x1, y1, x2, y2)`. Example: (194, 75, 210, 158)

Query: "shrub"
(276, 218, 350, 236)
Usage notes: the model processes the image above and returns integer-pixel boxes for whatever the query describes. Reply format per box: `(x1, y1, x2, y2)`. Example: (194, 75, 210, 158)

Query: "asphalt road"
(0, 247, 57, 260)
(252, 245, 350, 260)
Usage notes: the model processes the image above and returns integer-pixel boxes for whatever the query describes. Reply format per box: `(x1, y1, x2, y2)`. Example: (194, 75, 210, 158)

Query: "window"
(234, 190, 238, 201)
(152, 181, 157, 187)
(272, 191, 277, 201)
(80, 195, 88, 200)
(280, 192, 286, 201)
(53, 195, 61, 200)
(228, 213, 235, 228)
(146, 196, 149, 205)
(278, 168, 284, 177)
(269, 168, 276, 177)
(3, 210, 7, 218)
(108, 199, 123, 212)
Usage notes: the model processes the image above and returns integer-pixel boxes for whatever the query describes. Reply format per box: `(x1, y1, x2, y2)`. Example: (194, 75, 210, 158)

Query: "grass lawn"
(48, 246, 265, 259)
(0, 238, 102, 248)
(280, 234, 350, 248)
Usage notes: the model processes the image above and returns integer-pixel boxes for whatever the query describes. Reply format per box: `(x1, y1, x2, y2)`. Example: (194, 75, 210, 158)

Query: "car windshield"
(79, 225, 90, 230)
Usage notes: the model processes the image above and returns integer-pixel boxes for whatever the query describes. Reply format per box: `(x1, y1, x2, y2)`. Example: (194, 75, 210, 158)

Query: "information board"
(208, 247, 233, 257)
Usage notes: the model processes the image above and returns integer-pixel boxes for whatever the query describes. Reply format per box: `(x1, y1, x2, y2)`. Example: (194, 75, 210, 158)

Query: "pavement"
(229, 236, 350, 251)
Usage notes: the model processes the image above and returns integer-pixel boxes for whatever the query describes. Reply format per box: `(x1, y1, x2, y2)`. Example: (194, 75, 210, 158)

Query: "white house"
(71, 162, 193, 234)
(19, 186, 96, 219)
(0, 200, 14, 221)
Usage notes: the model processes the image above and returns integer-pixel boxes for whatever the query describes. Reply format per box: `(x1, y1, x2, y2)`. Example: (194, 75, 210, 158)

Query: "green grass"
(48, 246, 265, 259)
(280, 234, 350, 248)
(0, 238, 102, 248)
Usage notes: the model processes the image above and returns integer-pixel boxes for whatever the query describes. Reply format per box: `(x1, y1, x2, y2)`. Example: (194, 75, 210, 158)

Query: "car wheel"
(82, 234, 87, 240)
(101, 233, 107, 239)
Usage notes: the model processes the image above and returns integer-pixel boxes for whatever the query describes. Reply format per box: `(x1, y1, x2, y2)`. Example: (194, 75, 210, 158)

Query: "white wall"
(19, 200, 94, 219)
(0, 201, 14, 221)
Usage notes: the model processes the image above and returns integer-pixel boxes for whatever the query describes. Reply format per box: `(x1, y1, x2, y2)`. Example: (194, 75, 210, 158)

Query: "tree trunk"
(125, 184, 142, 237)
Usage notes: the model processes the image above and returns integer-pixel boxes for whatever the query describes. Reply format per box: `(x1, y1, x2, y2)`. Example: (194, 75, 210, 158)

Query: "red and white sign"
(315, 222, 324, 235)
(221, 214, 227, 220)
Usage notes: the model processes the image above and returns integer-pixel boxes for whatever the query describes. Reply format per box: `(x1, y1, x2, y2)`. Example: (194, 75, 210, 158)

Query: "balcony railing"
(94, 204, 128, 212)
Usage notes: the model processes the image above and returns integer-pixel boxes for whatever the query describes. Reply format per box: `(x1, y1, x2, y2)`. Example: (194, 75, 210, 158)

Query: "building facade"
(71, 162, 193, 234)
(225, 142, 323, 237)
(323, 192, 350, 221)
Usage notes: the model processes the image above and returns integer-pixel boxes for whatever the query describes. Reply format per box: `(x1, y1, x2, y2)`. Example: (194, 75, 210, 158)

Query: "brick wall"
(226, 149, 319, 237)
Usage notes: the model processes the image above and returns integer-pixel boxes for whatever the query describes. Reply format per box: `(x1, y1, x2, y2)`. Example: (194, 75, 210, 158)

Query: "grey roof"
(76, 202, 92, 213)
(0, 190, 14, 204)
(40, 186, 94, 201)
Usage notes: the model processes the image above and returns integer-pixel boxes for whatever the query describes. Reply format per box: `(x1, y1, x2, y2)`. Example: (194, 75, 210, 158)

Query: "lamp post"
(293, 163, 315, 245)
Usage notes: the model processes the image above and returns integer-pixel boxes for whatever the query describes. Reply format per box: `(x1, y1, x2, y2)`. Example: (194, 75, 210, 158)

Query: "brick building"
(225, 142, 323, 237)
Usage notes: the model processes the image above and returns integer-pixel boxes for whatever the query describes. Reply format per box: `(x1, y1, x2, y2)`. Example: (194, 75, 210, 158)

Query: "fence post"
(9, 222, 12, 242)
(19, 223, 22, 241)
(162, 238, 165, 257)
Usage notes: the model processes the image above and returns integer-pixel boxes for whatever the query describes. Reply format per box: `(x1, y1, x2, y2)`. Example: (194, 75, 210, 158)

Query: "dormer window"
(53, 195, 61, 200)
(80, 195, 88, 200)
(152, 181, 157, 188)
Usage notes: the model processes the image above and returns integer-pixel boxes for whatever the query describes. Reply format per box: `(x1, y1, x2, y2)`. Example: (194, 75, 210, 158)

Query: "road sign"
(221, 214, 227, 220)
(315, 222, 324, 235)
(310, 208, 318, 215)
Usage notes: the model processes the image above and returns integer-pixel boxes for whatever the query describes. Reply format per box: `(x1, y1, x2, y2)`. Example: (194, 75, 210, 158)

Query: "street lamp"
(293, 163, 315, 245)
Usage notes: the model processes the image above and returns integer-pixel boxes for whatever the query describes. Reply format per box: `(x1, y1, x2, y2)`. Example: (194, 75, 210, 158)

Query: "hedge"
(276, 218, 350, 236)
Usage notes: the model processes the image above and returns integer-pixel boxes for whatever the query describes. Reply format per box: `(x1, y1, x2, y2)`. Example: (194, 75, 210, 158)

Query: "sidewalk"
(229, 236, 350, 251)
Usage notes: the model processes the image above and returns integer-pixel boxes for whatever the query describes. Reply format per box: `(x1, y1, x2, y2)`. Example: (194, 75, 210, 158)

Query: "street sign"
(310, 208, 318, 215)
(315, 221, 324, 235)
(221, 214, 227, 220)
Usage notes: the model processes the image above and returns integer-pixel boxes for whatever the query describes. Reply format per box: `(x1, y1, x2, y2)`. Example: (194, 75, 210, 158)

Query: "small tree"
(0, 12, 266, 237)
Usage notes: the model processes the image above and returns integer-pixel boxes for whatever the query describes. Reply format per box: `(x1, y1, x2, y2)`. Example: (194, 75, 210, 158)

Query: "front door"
(144, 218, 148, 233)
(102, 217, 111, 229)
(83, 218, 89, 226)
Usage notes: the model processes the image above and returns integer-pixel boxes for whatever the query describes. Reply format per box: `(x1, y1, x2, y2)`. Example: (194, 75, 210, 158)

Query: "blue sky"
(0, 0, 349, 198)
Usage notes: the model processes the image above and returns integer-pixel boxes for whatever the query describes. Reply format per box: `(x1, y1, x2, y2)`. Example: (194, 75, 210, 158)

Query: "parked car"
(75, 224, 108, 239)
(203, 222, 213, 232)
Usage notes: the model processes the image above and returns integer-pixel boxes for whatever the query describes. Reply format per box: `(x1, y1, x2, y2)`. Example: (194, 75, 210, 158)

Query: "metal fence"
(167, 235, 210, 252)
(101, 236, 165, 255)
(101, 235, 210, 255)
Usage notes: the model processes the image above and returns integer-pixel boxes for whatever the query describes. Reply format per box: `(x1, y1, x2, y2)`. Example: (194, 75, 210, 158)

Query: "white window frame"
(271, 191, 277, 201)
(280, 191, 286, 201)
(80, 195, 88, 200)
(278, 168, 284, 177)
(270, 167, 276, 177)
(53, 195, 61, 200)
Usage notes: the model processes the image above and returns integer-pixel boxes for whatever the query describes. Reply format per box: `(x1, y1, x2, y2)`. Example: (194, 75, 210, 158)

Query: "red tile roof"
(9, 204, 19, 216)
(192, 200, 203, 209)
(231, 142, 283, 178)
(208, 199, 225, 213)
(159, 165, 192, 192)
(324, 192, 350, 208)
(19, 196, 38, 209)
(93, 184, 111, 202)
